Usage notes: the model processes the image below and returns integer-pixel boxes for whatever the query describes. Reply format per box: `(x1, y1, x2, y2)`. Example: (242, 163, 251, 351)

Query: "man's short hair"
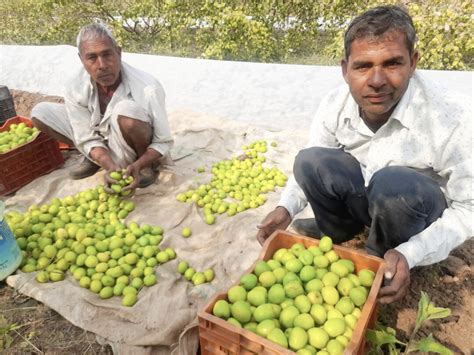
(344, 5, 417, 59)
(76, 23, 119, 54)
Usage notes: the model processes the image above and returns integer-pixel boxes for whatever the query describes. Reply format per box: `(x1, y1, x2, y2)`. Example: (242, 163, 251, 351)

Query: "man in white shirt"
(257, 6, 472, 304)
(31, 23, 173, 189)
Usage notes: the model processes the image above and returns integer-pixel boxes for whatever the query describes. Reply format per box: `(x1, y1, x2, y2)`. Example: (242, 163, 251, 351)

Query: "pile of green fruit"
(212, 236, 376, 354)
(109, 170, 134, 196)
(5, 186, 172, 307)
(177, 261, 215, 286)
(176, 140, 288, 224)
(0, 122, 39, 153)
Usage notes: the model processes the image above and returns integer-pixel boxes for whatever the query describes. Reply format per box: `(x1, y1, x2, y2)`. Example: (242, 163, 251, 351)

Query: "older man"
(32, 23, 173, 189)
(257, 6, 472, 304)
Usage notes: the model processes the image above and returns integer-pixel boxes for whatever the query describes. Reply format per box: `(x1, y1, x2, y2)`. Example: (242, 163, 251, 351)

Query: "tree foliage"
(0, 0, 472, 69)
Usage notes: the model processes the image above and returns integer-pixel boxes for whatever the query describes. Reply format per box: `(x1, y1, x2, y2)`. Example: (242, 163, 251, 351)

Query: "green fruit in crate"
(268, 284, 285, 304)
(349, 286, 367, 307)
(326, 339, 344, 355)
(288, 326, 308, 351)
(253, 303, 275, 322)
(310, 304, 327, 325)
(211, 235, 378, 352)
(240, 274, 258, 291)
(307, 327, 329, 349)
(294, 295, 312, 313)
(321, 286, 339, 305)
(228, 285, 247, 303)
(213, 299, 231, 318)
(323, 318, 346, 337)
(305, 279, 323, 293)
(293, 313, 314, 330)
(358, 269, 375, 287)
(256, 319, 276, 337)
(267, 328, 288, 348)
(337, 277, 354, 296)
(279, 306, 300, 329)
(247, 286, 267, 306)
(344, 314, 358, 330)
(0, 122, 40, 153)
(230, 300, 252, 323)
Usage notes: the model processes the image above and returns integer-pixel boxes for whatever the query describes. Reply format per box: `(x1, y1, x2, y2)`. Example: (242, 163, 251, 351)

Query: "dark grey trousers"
(293, 147, 447, 257)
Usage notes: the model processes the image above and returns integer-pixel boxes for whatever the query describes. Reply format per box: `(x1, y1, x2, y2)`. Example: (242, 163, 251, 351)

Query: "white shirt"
(64, 62, 173, 158)
(278, 72, 473, 269)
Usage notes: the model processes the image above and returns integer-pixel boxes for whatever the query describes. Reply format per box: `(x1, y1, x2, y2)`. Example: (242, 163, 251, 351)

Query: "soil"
(1, 90, 472, 354)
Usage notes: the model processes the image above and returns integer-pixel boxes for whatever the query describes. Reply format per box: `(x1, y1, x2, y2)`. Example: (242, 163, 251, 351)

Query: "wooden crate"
(198, 230, 384, 354)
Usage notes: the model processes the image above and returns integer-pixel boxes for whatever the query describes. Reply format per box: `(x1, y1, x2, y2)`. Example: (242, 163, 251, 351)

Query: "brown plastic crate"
(0, 116, 64, 195)
(198, 230, 384, 354)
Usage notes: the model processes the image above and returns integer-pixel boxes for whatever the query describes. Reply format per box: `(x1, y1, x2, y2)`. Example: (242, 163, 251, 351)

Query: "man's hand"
(122, 162, 141, 191)
(103, 165, 121, 193)
(378, 249, 410, 304)
(256, 207, 292, 246)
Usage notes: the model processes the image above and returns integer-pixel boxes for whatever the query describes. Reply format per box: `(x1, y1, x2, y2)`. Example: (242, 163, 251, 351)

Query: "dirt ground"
(1, 90, 472, 354)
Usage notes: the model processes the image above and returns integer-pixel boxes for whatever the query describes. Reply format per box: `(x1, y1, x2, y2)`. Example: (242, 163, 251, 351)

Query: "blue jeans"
(293, 147, 447, 257)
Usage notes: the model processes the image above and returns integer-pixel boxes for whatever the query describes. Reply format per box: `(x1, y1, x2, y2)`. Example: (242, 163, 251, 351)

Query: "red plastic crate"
(0, 116, 64, 195)
(198, 230, 384, 354)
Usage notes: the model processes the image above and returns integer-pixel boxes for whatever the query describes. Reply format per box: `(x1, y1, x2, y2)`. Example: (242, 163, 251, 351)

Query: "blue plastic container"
(0, 201, 22, 280)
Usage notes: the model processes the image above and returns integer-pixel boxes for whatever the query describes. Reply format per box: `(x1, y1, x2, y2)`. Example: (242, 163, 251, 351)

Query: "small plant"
(367, 291, 453, 355)
(0, 315, 21, 351)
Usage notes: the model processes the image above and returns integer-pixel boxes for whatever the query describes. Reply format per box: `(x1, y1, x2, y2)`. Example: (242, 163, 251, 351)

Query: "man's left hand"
(378, 249, 410, 304)
(123, 162, 141, 191)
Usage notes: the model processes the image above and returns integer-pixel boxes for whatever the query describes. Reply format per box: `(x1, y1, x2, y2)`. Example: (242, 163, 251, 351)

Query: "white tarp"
(0, 45, 472, 131)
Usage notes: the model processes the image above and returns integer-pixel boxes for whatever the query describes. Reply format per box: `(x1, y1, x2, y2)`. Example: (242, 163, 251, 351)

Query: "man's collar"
(89, 64, 131, 96)
(389, 79, 414, 129)
(343, 78, 415, 131)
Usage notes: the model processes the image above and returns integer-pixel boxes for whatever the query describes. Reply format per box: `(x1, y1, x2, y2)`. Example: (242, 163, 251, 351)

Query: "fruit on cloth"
(181, 227, 192, 238)
(176, 140, 288, 224)
(6, 185, 169, 307)
(176, 260, 215, 286)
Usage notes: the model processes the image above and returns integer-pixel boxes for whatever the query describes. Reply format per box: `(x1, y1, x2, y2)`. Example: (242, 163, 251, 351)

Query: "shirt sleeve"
(277, 91, 341, 217)
(395, 121, 473, 269)
(144, 85, 174, 157)
(65, 95, 107, 157)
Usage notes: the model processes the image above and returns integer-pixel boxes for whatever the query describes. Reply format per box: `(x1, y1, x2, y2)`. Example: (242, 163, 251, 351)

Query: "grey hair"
(76, 23, 119, 53)
(344, 5, 417, 60)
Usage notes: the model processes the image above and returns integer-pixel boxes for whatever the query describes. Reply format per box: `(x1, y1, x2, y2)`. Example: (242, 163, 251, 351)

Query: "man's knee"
(112, 100, 149, 124)
(294, 147, 338, 184)
(368, 166, 445, 215)
(31, 102, 57, 125)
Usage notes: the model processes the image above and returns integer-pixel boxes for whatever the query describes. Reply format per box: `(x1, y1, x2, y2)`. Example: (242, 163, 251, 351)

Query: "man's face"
(341, 30, 418, 129)
(79, 37, 122, 88)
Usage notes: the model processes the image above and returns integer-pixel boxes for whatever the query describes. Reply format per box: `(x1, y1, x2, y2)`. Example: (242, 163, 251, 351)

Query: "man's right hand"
(256, 206, 292, 246)
(89, 147, 119, 191)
